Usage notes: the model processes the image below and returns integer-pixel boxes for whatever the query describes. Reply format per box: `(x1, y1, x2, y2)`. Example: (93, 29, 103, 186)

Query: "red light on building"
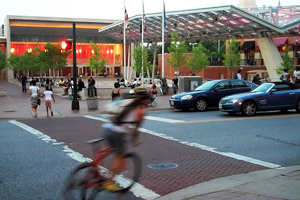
(61, 40, 72, 50)
(282, 46, 286, 51)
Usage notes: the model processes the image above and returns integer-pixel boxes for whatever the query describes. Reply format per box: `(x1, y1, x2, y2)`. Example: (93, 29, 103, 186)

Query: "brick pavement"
(19, 117, 267, 196)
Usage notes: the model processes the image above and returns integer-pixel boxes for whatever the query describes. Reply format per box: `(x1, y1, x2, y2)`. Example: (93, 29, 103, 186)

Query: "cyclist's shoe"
(103, 181, 121, 192)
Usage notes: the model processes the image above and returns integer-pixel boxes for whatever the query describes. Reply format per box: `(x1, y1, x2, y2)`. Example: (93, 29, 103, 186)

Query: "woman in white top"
(28, 80, 40, 118)
(42, 86, 55, 117)
(280, 69, 290, 83)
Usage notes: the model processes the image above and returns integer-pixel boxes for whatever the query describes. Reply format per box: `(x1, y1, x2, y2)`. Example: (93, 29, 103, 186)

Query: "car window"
(231, 80, 247, 88)
(195, 80, 219, 91)
(253, 83, 274, 92)
(215, 81, 230, 90)
(273, 84, 290, 91)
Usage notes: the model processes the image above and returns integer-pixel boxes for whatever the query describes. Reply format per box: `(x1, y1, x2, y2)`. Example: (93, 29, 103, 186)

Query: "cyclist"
(102, 88, 150, 191)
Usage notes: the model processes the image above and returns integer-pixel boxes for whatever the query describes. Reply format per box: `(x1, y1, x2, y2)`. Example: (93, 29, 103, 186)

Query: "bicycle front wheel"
(63, 162, 104, 200)
(116, 152, 142, 193)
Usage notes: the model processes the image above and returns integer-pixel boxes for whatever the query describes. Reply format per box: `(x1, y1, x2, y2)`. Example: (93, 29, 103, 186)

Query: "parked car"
(219, 82, 300, 116)
(169, 79, 257, 111)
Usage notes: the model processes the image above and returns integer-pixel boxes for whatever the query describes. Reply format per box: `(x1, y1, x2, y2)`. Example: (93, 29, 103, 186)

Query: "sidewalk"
(0, 78, 172, 119)
(1, 78, 299, 200)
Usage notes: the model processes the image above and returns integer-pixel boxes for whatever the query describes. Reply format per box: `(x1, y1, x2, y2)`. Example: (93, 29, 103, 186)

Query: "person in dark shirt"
(172, 76, 178, 94)
(252, 74, 261, 85)
(88, 77, 97, 97)
(77, 78, 86, 99)
(21, 74, 27, 92)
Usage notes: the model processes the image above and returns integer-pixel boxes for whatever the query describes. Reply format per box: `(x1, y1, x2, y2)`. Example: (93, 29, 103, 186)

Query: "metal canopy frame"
(98, 5, 300, 43)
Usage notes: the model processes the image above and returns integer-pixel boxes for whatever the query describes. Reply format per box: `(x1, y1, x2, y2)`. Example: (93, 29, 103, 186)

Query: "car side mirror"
(270, 89, 277, 93)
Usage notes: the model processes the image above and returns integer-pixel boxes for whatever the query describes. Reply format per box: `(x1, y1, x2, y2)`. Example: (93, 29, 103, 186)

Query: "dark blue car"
(169, 79, 257, 111)
(219, 82, 300, 116)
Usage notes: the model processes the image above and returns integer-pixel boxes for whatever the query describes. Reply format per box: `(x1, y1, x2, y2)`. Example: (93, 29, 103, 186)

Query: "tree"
(276, 45, 294, 80)
(38, 42, 71, 80)
(88, 41, 105, 95)
(7, 54, 22, 72)
(167, 32, 187, 74)
(187, 45, 209, 75)
(132, 45, 150, 77)
(0, 49, 5, 73)
(223, 37, 241, 78)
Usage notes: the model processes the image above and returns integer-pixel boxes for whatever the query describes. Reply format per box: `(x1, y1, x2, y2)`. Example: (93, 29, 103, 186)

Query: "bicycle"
(63, 137, 142, 200)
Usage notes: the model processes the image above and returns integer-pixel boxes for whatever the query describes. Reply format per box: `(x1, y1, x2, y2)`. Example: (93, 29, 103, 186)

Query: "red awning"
(256, 38, 287, 46)
(274, 38, 287, 46)
(290, 38, 300, 45)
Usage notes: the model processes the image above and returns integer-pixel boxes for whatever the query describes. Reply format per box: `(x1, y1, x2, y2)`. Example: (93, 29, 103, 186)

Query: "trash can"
(178, 76, 203, 93)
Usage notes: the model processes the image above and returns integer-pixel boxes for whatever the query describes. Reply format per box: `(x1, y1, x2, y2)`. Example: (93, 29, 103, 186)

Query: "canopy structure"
(98, 5, 300, 43)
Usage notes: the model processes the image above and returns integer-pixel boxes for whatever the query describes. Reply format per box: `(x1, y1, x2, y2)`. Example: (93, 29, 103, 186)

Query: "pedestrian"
(88, 77, 97, 97)
(160, 77, 168, 95)
(252, 74, 261, 85)
(28, 80, 40, 118)
(42, 86, 55, 117)
(21, 74, 27, 92)
(280, 69, 291, 83)
(77, 78, 86, 99)
(236, 69, 242, 80)
(172, 76, 178, 94)
(294, 66, 300, 87)
(111, 82, 121, 101)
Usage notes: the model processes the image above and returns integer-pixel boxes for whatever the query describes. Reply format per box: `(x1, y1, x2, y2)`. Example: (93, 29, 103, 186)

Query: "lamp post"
(71, 22, 79, 110)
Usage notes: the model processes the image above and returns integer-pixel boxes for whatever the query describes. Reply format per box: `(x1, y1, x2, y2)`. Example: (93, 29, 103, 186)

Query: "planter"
(86, 97, 99, 110)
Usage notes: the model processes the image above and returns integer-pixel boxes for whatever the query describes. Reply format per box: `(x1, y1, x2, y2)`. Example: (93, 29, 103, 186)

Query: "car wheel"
(296, 99, 300, 113)
(241, 101, 257, 116)
(227, 112, 237, 115)
(194, 98, 208, 111)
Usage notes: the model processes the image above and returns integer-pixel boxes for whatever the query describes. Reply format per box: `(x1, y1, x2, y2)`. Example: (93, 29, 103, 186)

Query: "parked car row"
(169, 80, 300, 116)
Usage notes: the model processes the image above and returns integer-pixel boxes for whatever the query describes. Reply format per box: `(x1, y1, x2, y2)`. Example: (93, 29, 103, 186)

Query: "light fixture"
(106, 50, 109, 54)
(110, 49, 113, 54)
(79, 49, 82, 53)
(10, 48, 15, 53)
(28, 48, 32, 53)
(92, 50, 94, 54)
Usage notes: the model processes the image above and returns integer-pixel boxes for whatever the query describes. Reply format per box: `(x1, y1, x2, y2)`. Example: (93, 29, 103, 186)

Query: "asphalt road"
(1, 109, 299, 199)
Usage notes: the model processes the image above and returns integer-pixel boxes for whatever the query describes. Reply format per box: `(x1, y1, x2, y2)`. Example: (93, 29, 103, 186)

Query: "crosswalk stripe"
(144, 116, 185, 123)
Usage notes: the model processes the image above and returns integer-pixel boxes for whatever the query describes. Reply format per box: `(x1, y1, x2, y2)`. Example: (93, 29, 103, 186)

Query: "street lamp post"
(71, 22, 79, 110)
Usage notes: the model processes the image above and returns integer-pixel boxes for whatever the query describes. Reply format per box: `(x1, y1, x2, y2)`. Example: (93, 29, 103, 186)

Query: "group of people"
(28, 80, 55, 118)
(279, 66, 300, 87)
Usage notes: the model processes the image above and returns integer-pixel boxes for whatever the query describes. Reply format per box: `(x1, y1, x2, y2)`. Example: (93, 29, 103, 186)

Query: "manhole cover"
(147, 162, 178, 170)
(4, 110, 16, 112)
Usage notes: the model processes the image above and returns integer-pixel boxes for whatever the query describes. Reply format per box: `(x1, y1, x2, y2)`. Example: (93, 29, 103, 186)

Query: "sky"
(0, 0, 299, 24)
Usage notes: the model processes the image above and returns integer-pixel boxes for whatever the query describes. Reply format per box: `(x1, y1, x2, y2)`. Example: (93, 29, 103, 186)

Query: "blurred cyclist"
(102, 88, 150, 191)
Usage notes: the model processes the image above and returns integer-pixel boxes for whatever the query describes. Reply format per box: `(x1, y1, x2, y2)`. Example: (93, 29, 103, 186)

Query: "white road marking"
(85, 115, 282, 169)
(144, 116, 185, 123)
(9, 120, 160, 200)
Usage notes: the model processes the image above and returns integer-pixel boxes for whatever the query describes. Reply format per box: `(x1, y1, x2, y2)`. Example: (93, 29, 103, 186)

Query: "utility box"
(178, 76, 203, 93)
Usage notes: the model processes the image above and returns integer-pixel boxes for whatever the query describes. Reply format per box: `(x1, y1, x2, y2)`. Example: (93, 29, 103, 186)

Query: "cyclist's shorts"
(103, 127, 126, 155)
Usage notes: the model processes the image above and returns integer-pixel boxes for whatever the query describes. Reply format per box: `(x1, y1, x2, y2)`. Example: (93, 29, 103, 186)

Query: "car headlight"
(181, 95, 193, 100)
(228, 99, 238, 103)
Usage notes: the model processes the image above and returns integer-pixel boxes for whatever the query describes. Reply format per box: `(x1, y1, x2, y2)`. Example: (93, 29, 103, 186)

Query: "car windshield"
(194, 80, 219, 91)
(252, 83, 274, 93)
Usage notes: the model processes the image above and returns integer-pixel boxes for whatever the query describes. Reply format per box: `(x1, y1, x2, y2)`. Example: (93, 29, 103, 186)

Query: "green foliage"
(0, 49, 5, 71)
(88, 41, 106, 76)
(132, 45, 150, 76)
(167, 32, 187, 71)
(7, 54, 22, 71)
(38, 42, 71, 76)
(187, 45, 209, 75)
(276, 45, 294, 75)
(223, 37, 241, 77)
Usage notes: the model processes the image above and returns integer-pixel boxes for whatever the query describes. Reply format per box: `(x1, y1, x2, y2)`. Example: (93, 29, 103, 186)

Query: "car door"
(272, 84, 298, 108)
(209, 80, 231, 107)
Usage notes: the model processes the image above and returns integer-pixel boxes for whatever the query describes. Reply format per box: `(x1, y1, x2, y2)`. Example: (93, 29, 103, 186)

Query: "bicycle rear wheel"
(63, 162, 105, 200)
(115, 152, 142, 193)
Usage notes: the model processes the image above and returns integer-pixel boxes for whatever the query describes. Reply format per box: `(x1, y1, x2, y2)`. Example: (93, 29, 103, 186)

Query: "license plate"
(170, 101, 174, 106)
(219, 104, 222, 109)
